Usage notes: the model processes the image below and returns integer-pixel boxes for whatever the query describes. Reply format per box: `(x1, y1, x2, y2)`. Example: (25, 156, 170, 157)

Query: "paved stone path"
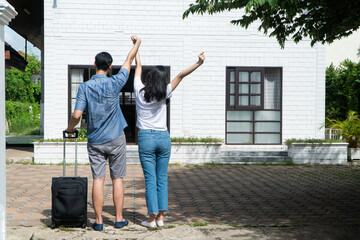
(6, 164, 360, 230)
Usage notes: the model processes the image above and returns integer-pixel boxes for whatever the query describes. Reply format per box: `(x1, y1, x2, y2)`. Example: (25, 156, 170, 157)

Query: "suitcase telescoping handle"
(63, 130, 79, 177)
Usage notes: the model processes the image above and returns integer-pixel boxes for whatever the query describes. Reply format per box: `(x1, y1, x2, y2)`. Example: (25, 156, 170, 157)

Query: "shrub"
(6, 101, 40, 135)
(327, 111, 360, 148)
(5, 52, 41, 104)
(326, 60, 360, 121)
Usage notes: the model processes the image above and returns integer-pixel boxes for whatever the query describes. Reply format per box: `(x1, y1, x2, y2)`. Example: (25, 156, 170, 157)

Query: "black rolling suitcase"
(51, 130, 88, 229)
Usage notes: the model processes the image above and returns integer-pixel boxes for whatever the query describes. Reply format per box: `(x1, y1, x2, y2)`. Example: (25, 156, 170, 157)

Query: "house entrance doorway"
(69, 65, 170, 144)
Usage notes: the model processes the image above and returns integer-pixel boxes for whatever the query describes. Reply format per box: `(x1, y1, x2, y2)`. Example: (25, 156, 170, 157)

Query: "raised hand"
(131, 35, 140, 45)
(198, 52, 205, 64)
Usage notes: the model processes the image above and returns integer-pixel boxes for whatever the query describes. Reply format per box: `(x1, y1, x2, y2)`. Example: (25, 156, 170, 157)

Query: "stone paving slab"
(7, 224, 269, 240)
(7, 225, 360, 240)
(5, 164, 360, 239)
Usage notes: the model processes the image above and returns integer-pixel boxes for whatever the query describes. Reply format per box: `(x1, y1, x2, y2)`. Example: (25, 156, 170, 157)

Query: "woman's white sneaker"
(141, 221, 157, 228)
(156, 220, 164, 227)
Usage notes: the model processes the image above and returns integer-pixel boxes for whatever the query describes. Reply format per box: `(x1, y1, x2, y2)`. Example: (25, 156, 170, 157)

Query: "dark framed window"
(226, 67, 282, 144)
(227, 67, 264, 109)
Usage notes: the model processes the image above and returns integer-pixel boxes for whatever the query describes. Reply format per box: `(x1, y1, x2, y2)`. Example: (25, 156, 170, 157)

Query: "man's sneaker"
(141, 221, 157, 228)
(114, 219, 129, 229)
(156, 220, 164, 227)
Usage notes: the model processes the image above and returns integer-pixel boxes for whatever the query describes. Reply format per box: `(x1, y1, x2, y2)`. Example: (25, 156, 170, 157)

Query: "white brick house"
(40, 0, 325, 145)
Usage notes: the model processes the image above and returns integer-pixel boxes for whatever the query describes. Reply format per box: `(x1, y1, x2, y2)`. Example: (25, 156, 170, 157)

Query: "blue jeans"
(138, 129, 171, 215)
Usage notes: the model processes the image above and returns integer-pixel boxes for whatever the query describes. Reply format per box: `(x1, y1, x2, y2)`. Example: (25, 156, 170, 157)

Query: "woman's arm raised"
(134, 51, 142, 78)
(170, 52, 205, 91)
(121, 35, 141, 73)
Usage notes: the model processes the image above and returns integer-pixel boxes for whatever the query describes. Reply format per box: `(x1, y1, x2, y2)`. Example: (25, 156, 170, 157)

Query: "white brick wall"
(43, 0, 326, 143)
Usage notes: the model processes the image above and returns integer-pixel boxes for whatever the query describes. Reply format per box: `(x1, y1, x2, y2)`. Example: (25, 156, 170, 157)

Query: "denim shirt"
(74, 68, 129, 145)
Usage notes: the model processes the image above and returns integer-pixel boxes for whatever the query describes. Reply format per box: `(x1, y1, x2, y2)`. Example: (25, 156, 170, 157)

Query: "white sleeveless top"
(133, 77, 172, 130)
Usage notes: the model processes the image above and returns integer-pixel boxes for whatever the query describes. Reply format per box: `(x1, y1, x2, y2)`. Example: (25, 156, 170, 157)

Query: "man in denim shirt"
(66, 36, 141, 231)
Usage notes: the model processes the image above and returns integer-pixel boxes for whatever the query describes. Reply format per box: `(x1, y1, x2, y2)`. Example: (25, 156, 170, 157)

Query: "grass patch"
(167, 225, 176, 229)
(169, 163, 181, 167)
(285, 138, 343, 147)
(58, 226, 76, 231)
(38, 134, 223, 144)
(188, 222, 208, 227)
(57, 162, 75, 166)
(228, 223, 243, 228)
(203, 162, 225, 167)
(284, 159, 294, 165)
(248, 162, 274, 166)
(171, 136, 223, 143)
(148, 227, 159, 231)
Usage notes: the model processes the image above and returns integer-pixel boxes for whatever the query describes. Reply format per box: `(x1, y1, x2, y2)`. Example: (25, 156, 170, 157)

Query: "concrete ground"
(4, 146, 360, 240)
(6, 146, 33, 163)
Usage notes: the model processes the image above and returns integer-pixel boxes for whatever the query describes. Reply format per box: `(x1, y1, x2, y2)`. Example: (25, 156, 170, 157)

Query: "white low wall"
(288, 143, 349, 165)
(34, 142, 222, 164)
(34, 142, 89, 164)
(349, 148, 360, 160)
(170, 143, 221, 164)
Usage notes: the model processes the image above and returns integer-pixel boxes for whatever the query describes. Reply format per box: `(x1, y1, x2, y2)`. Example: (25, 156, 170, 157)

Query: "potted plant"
(327, 111, 360, 160)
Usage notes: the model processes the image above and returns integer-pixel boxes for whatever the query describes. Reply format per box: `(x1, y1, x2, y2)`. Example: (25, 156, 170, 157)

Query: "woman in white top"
(134, 49, 205, 228)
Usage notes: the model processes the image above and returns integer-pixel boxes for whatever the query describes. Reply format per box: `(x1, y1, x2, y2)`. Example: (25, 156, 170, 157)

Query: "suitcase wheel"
(82, 223, 87, 229)
(51, 223, 57, 229)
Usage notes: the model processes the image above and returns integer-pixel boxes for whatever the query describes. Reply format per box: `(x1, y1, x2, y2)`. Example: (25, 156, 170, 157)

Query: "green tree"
(326, 60, 360, 121)
(5, 52, 41, 103)
(183, 0, 360, 48)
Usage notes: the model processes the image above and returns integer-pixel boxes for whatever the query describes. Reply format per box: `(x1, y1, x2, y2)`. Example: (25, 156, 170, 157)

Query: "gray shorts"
(87, 132, 126, 179)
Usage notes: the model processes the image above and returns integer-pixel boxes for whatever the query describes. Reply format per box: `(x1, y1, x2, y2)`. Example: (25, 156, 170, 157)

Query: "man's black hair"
(95, 52, 113, 71)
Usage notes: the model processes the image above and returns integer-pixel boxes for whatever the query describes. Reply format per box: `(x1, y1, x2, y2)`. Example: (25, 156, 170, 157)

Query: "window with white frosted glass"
(239, 84, 249, 94)
(255, 122, 280, 132)
(227, 111, 253, 121)
(255, 134, 280, 144)
(251, 84, 261, 94)
(251, 72, 261, 82)
(227, 134, 253, 144)
(250, 96, 261, 106)
(239, 96, 249, 106)
(227, 122, 253, 132)
(226, 67, 282, 144)
(255, 111, 281, 121)
(230, 96, 235, 106)
(229, 70, 235, 107)
(239, 72, 249, 82)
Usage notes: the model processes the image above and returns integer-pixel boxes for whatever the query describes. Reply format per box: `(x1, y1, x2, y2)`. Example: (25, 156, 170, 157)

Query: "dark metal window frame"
(225, 66, 283, 145)
(226, 67, 265, 110)
(68, 64, 171, 135)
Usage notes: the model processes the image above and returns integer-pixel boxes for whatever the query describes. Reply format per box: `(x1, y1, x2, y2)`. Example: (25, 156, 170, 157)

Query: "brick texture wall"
(43, 0, 325, 143)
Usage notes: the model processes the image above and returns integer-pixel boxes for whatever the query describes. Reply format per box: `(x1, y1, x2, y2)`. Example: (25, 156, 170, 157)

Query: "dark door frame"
(68, 65, 171, 144)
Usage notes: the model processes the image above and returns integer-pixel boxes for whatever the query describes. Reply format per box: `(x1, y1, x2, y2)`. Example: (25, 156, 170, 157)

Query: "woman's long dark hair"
(141, 66, 168, 103)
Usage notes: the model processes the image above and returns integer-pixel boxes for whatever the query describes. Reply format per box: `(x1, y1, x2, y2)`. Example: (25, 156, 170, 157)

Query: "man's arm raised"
(121, 35, 141, 72)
